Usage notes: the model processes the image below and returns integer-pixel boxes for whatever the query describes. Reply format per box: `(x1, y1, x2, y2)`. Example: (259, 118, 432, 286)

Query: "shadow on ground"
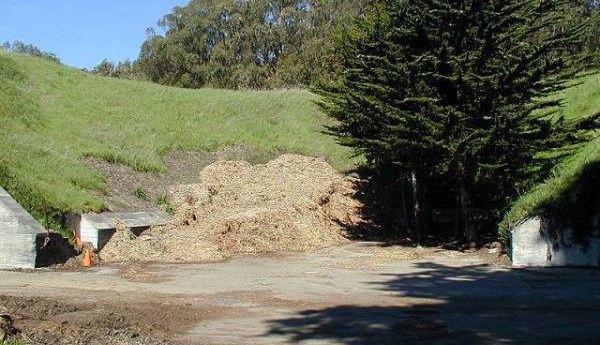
(342, 166, 503, 249)
(340, 167, 411, 242)
(265, 263, 600, 344)
(35, 233, 76, 267)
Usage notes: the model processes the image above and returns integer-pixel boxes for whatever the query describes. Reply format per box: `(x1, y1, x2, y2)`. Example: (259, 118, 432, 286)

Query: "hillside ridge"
(0, 52, 355, 227)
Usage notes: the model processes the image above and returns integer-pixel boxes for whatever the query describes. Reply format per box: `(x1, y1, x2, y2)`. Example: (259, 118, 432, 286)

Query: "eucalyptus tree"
(138, 0, 367, 89)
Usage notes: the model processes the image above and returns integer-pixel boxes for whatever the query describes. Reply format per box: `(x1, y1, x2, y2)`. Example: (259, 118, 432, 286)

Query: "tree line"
(91, 0, 367, 88)
(1, 41, 61, 64)
(93, 1, 599, 90)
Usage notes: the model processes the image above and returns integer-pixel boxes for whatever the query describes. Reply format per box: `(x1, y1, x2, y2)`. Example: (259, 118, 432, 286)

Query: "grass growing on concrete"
(499, 73, 600, 241)
(0, 53, 355, 225)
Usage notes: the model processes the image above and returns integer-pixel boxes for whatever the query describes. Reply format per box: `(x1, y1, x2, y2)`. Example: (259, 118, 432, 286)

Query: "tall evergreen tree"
(319, 0, 600, 241)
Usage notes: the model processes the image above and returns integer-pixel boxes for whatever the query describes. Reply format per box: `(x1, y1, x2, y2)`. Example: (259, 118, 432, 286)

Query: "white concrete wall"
(0, 234, 37, 269)
(76, 211, 169, 250)
(512, 217, 600, 267)
(0, 187, 45, 269)
(79, 217, 99, 249)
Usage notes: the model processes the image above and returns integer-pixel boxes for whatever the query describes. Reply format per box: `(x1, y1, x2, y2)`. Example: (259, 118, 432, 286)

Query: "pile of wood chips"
(101, 155, 362, 263)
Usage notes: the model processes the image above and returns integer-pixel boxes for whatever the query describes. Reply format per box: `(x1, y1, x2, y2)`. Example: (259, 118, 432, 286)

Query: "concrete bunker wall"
(73, 211, 170, 250)
(0, 233, 38, 269)
(0, 187, 46, 269)
(511, 217, 600, 267)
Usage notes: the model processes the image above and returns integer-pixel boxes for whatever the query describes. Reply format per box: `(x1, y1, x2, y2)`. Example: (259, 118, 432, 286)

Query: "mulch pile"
(100, 155, 362, 262)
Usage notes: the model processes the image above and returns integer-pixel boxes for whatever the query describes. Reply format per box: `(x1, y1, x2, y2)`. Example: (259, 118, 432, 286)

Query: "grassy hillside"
(0, 53, 355, 226)
(2, 52, 598, 237)
(499, 72, 600, 241)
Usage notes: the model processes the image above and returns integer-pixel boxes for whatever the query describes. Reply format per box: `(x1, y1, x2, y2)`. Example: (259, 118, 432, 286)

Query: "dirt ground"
(1, 242, 599, 345)
(83, 146, 282, 212)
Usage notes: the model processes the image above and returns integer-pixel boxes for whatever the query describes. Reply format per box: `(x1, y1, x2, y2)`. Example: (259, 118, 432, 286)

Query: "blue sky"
(0, 0, 189, 69)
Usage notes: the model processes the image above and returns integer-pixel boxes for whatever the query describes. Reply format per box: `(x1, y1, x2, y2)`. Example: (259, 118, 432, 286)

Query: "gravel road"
(1, 243, 599, 345)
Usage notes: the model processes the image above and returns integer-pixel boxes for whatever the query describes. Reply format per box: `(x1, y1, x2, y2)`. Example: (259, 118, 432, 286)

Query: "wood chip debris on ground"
(101, 155, 363, 263)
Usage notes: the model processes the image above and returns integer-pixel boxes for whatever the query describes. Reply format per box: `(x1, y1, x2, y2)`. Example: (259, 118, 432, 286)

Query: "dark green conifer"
(319, 0, 600, 241)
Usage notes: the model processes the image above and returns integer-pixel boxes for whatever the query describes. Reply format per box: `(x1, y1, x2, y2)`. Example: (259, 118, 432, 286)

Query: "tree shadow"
(532, 160, 600, 244)
(340, 167, 411, 242)
(341, 167, 497, 249)
(35, 233, 76, 267)
(265, 262, 600, 344)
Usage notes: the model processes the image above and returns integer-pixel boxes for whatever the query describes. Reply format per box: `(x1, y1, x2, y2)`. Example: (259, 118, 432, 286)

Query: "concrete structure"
(0, 187, 47, 269)
(69, 211, 169, 250)
(511, 217, 600, 267)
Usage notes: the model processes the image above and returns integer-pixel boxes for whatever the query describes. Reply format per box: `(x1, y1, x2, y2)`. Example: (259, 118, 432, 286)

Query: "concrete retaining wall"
(511, 217, 600, 267)
(80, 216, 99, 249)
(0, 233, 38, 269)
(75, 211, 169, 250)
(0, 187, 46, 269)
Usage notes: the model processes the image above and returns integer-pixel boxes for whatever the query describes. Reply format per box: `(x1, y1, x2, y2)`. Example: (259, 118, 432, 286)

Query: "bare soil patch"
(117, 261, 171, 283)
(0, 294, 226, 345)
(1, 242, 596, 345)
(331, 246, 426, 270)
(83, 146, 282, 212)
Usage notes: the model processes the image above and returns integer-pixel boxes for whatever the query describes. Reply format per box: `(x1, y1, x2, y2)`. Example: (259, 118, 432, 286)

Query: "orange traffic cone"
(72, 230, 82, 247)
(82, 248, 94, 267)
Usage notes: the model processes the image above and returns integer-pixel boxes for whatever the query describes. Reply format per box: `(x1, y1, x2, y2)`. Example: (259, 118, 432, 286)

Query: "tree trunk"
(459, 181, 478, 243)
(410, 171, 421, 240)
(421, 179, 432, 239)
(411, 170, 431, 241)
(399, 172, 410, 236)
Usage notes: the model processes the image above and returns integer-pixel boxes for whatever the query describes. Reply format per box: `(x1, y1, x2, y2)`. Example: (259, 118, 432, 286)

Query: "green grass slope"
(0, 53, 355, 226)
(499, 72, 600, 241)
